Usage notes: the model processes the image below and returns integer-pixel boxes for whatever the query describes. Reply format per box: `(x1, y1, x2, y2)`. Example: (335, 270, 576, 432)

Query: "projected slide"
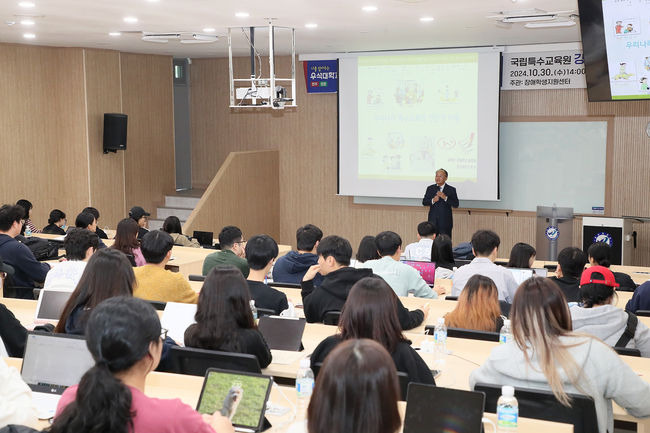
(358, 54, 478, 182)
(602, 0, 650, 99)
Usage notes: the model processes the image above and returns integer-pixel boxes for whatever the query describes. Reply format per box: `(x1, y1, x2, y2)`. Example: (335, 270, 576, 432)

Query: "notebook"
(193, 230, 214, 248)
(402, 260, 436, 284)
(257, 316, 306, 351)
(21, 332, 95, 419)
(34, 289, 72, 324)
(404, 384, 486, 433)
(196, 368, 273, 433)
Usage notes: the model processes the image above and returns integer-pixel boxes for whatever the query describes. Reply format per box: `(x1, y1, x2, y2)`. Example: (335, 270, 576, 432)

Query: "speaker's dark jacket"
(422, 183, 459, 236)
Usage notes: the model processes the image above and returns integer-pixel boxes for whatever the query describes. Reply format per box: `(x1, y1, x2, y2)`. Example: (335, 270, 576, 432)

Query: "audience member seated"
(571, 266, 650, 357)
(588, 242, 636, 291)
(52, 297, 234, 433)
(162, 216, 200, 248)
(626, 281, 650, 313)
(129, 206, 150, 240)
(307, 339, 401, 433)
(403, 221, 437, 261)
(73, 212, 106, 249)
(134, 230, 197, 304)
(469, 277, 650, 433)
(352, 235, 380, 267)
(111, 218, 146, 266)
(42, 209, 67, 235)
(245, 235, 288, 315)
(301, 235, 426, 330)
(202, 226, 249, 277)
(16, 199, 40, 235)
(310, 277, 435, 386)
(451, 230, 518, 303)
(0, 204, 50, 297)
(0, 303, 28, 357)
(272, 224, 323, 285)
(82, 206, 108, 239)
(185, 265, 272, 368)
(506, 242, 536, 268)
(430, 234, 455, 279)
(43, 228, 98, 291)
(548, 247, 588, 302)
(445, 275, 504, 332)
(360, 231, 442, 298)
(0, 357, 38, 429)
(55, 248, 135, 334)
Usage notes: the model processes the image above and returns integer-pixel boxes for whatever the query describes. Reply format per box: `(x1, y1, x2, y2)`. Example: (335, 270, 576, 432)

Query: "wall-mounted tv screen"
(578, 0, 650, 101)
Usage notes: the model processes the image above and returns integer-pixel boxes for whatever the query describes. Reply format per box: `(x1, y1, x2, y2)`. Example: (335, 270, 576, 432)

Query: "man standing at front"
(422, 169, 459, 238)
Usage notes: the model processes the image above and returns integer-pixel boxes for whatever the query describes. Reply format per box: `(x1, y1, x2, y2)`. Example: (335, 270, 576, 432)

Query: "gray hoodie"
(469, 336, 650, 433)
(570, 304, 650, 357)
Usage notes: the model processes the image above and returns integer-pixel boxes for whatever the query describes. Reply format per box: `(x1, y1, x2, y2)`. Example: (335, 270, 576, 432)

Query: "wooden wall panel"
(84, 49, 126, 228)
(120, 53, 175, 216)
(0, 43, 89, 228)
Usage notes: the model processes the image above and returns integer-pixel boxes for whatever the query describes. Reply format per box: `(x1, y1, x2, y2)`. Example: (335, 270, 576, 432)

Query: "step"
(156, 206, 194, 220)
(164, 195, 201, 209)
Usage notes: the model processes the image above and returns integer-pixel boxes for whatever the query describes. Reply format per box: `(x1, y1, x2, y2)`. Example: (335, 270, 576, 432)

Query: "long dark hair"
(355, 236, 379, 263)
(55, 249, 135, 333)
(507, 242, 536, 268)
(308, 339, 401, 433)
(162, 216, 183, 235)
(184, 265, 255, 351)
(50, 296, 161, 433)
(339, 276, 407, 353)
(111, 218, 140, 255)
(431, 234, 454, 267)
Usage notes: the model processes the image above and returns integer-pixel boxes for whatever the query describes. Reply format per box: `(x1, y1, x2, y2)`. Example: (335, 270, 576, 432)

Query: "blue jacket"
(0, 234, 49, 291)
(272, 251, 323, 286)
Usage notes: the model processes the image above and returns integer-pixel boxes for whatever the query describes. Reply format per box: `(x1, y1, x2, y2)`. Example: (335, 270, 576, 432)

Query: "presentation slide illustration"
(357, 53, 479, 182)
(602, 0, 650, 99)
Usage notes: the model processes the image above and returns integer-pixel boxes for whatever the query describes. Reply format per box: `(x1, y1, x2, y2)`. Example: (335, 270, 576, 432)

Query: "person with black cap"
(129, 206, 150, 240)
(571, 265, 650, 357)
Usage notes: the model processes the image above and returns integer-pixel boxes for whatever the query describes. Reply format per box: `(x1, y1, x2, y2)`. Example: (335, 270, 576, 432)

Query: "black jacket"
(184, 325, 272, 368)
(549, 276, 581, 302)
(0, 234, 49, 295)
(614, 271, 637, 292)
(247, 280, 289, 315)
(311, 335, 435, 386)
(301, 267, 424, 330)
(42, 224, 66, 235)
(0, 303, 28, 357)
(422, 183, 459, 234)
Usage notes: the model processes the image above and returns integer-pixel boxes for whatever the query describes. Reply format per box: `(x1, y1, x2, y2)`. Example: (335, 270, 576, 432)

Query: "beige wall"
(190, 56, 650, 265)
(0, 43, 175, 230)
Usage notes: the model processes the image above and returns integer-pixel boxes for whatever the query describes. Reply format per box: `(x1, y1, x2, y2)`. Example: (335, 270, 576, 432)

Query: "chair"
(188, 274, 206, 282)
(322, 311, 341, 326)
(147, 300, 167, 311)
(3, 274, 35, 299)
(614, 346, 641, 357)
(168, 346, 261, 376)
(312, 362, 410, 400)
(269, 281, 301, 289)
(257, 307, 275, 317)
(474, 383, 598, 433)
(424, 326, 500, 342)
(544, 263, 558, 272)
(444, 295, 458, 301)
(635, 310, 650, 317)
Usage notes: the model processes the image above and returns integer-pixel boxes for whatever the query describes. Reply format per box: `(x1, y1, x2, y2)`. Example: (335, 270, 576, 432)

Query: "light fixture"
(305, 23, 318, 29)
(142, 32, 218, 44)
(23, 32, 35, 39)
(502, 14, 556, 23)
(18, 1, 35, 8)
(109, 32, 121, 36)
(524, 19, 576, 28)
(362, 5, 378, 12)
(235, 12, 249, 18)
(420, 16, 434, 22)
(20, 19, 35, 26)
(123, 16, 138, 23)
(202, 27, 215, 33)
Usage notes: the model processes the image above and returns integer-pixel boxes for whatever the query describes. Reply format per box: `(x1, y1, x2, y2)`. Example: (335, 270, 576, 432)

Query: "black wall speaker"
(103, 113, 127, 154)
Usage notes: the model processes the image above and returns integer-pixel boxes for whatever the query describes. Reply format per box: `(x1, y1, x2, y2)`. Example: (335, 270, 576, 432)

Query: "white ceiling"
(0, 0, 582, 58)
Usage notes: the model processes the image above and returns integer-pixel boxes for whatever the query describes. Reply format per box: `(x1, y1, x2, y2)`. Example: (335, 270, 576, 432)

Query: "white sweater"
(0, 358, 38, 428)
(469, 335, 650, 433)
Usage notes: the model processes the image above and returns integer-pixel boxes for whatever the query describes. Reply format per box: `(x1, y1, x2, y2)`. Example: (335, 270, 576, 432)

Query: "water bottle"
(499, 319, 513, 345)
(497, 385, 518, 431)
(296, 358, 314, 415)
(250, 300, 258, 320)
(433, 317, 447, 371)
(24, 225, 32, 237)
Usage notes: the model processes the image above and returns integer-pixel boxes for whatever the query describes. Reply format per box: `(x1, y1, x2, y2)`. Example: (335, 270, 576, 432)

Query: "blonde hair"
(445, 275, 501, 332)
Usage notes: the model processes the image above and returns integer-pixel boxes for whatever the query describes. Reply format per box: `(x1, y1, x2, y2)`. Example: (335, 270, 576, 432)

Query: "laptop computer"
(402, 260, 436, 284)
(507, 268, 534, 286)
(533, 267, 548, 277)
(21, 332, 95, 419)
(404, 384, 486, 433)
(193, 230, 215, 248)
(257, 316, 306, 351)
(34, 289, 72, 324)
(196, 368, 273, 433)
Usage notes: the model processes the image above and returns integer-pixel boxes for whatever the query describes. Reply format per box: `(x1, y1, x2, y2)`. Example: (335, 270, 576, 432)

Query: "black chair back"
(444, 295, 458, 301)
(424, 326, 500, 342)
(189, 274, 206, 282)
(635, 310, 650, 317)
(614, 346, 641, 357)
(168, 346, 261, 376)
(474, 383, 598, 433)
(257, 307, 275, 317)
(322, 311, 341, 326)
(148, 300, 167, 311)
(313, 362, 409, 401)
(269, 282, 301, 289)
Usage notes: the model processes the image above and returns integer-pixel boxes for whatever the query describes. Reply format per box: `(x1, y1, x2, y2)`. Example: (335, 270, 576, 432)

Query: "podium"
(536, 206, 573, 261)
(582, 217, 632, 265)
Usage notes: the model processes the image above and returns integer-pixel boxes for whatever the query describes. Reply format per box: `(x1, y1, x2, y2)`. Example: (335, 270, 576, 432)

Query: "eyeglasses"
(160, 328, 168, 340)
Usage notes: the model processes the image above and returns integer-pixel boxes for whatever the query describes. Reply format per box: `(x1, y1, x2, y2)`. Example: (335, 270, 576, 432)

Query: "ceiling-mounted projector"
(142, 32, 218, 44)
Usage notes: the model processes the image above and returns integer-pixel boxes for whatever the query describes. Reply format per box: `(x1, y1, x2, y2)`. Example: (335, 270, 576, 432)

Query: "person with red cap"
(570, 266, 650, 357)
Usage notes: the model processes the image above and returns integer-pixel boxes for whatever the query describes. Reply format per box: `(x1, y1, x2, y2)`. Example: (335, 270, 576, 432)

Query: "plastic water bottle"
(497, 385, 518, 431)
(433, 317, 447, 371)
(24, 225, 32, 237)
(250, 300, 258, 320)
(296, 358, 314, 414)
(499, 319, 513, 345)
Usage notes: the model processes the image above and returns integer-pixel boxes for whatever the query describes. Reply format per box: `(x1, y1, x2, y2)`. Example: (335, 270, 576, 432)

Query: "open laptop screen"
(35, 290, 72, 322)
(507, 268, 534, 286)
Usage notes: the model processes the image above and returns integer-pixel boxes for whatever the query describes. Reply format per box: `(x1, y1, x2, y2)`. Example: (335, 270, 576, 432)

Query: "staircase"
(148, 189, 204, 231)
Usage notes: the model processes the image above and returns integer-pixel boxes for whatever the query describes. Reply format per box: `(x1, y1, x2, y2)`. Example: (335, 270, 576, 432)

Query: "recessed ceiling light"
(202, 27, 215, 33)
(23, 32, 35, 39)
(235, 12, 249, 18)
(18, 1, 35, 8)
(362, 5, 378, 12)
(123, 16, 138, 23)
(109, 32, 121, 36)
(420, 16, 434, 22)
(305, 23, 318, 29)
(146, 0, 160, 2)
(20, 19, 35, 26)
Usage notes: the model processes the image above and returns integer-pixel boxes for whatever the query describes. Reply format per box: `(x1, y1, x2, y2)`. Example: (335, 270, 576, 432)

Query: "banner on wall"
(502, 50, 587, 90)
(304, 60, 338, 93)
